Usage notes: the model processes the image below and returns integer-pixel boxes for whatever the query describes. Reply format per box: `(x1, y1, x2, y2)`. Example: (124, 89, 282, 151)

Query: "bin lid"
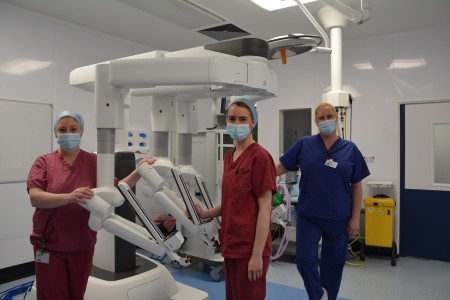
(364, 197, 396, 207)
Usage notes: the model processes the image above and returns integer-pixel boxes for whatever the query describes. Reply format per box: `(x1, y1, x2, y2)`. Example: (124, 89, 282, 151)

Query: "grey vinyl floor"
(2, 253, 450, 300)
(267, 253, 450, 300)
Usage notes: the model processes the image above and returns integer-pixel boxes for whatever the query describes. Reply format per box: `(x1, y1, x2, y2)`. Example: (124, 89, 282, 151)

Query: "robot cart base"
(171, 255, 224, 282)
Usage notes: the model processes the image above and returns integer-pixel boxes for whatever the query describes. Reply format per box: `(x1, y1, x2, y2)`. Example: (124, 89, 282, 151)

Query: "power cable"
(0, 280, 34, 300)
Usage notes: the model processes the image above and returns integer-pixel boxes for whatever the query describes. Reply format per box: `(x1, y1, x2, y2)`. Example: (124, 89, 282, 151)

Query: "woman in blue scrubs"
(276, 103, 370, 300)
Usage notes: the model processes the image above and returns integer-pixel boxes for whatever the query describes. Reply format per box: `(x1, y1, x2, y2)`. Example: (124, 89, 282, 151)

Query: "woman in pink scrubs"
(196, 99, 277, 300)
(27, 110, 154, 300)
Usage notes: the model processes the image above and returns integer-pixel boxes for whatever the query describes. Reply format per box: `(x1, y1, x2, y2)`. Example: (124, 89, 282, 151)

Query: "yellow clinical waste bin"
(364, 197, 395, 248)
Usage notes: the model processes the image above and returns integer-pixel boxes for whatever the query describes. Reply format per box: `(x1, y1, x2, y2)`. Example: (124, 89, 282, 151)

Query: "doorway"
(279, 108, 312, 155)
(278, 108, 312, 199)
(399, 100, 450, 261)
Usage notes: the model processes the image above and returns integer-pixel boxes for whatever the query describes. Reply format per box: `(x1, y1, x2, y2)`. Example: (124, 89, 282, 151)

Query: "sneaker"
(321, 288, 328, 300)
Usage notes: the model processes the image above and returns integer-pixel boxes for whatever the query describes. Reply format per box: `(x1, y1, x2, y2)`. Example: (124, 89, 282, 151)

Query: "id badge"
(325, 159, 338, 168)
(35, 250, 50, 264)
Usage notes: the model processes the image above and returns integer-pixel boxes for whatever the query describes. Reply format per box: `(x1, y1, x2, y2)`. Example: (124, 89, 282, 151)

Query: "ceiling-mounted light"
(267, 34, 323, 62)
(249, 0, 316, 11)
(0, 58, 52, 75)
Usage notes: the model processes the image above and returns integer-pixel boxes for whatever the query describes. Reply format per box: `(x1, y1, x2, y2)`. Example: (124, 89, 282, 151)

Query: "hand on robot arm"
(154, 214, 177, 233)
(28, 186, 94, 208)
(138, 162, 198, 234)
(179, 165, 217, 211)
(78, 186, 167, 258)
(164, 165, 219, 239)
(194, 203, 221, 220)
(179, 164, 221, 227)
(178, 165, 221, 247)
(138, 162, 220, 250)
(118, 157, 157, 189)
(79, 185, 191, 267)
(117, 182, 191, 267)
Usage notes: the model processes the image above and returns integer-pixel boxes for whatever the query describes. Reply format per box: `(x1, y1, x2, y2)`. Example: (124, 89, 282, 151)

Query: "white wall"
(2, 1, 450, 271)
(0, 3, 152, 269)
(259, 25, 450, 201)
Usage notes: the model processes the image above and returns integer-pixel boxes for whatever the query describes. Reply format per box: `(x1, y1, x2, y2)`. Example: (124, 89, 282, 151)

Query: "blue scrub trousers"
(296, 214, 349, 300)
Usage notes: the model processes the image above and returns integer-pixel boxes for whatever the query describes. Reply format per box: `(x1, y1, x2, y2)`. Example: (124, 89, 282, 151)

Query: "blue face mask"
(318, 119, 336, 136)
(57, 133, 81, 151)
(227, 124, 250, 141)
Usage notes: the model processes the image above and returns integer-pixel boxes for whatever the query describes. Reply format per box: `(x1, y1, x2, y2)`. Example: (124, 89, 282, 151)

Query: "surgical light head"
(231, 98, 258, 126)
(267, 33, 323, 60)
(53, 110, 84, 137)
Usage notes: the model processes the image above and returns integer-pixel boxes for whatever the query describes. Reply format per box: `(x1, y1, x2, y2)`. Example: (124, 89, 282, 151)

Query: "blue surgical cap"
(232, 98, 258, 126)
(53, 110, 84, 137)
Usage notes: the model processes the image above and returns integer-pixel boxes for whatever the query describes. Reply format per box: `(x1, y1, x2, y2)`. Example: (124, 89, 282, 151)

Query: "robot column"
(93, 63, 125, 272)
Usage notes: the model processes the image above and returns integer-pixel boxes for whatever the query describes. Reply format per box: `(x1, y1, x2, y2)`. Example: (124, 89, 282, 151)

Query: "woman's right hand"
(68, 186, 94, 204)
(194, 203, 205, 219)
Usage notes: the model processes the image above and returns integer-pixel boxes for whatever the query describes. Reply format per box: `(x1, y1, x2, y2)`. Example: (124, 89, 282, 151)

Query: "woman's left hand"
(347, 217, 360, 236)
(138, 157, 156, 167)
(247, 255, 263, 282)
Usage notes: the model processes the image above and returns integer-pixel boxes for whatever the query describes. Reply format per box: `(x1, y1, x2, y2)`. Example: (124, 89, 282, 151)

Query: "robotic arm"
(80, 185, 191, 267)
(178, 165, 221, 228)
(117, 182, 191, 267)
(138, 160, 220, 250)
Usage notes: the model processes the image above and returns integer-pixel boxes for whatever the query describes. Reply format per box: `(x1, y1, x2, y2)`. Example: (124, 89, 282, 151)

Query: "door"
(279, 108, 311, 155)
(400, 101, 450, 261)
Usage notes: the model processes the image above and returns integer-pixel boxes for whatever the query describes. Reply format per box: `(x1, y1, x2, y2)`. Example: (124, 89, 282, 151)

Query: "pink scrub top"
(27, 150, 97, 252)
(220, 143, 277, 259)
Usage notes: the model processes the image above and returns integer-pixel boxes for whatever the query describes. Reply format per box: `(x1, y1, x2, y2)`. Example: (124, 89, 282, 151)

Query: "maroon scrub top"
(220, 143, 277, 259)
(27, 150, 97, 252)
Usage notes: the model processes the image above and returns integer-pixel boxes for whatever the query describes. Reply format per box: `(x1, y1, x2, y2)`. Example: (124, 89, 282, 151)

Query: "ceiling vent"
(198, 23, 251, 41)
(118, 0, 227, 30)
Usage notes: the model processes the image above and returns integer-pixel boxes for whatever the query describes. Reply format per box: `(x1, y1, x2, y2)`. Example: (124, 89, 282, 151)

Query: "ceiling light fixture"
(267, 0, 369, 64)
(0, 58, 52, 75)
(249, 0, 316, 11)
(267, 34, 324, 62)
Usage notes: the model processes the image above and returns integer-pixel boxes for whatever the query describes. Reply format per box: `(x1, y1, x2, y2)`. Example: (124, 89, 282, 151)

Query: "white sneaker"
(321, 288, 328, 300)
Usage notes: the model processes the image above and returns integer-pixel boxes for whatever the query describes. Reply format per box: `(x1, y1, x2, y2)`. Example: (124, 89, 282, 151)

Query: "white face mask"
(226, 124, 250, 141)
(57, 133, 81, 151)
(318, 119, 336, 136)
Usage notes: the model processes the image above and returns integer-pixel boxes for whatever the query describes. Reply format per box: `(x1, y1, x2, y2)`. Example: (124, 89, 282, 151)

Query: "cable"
(271, 183, 292, 261)
(0, 281, 34, 300)
(339, 108, 347, 140)
(345, 233, 365, 266)
(21, 281, 33, 300)
(349, 94, 353, 141)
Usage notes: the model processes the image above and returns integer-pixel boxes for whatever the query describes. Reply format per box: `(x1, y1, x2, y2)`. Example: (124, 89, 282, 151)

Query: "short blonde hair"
(314, 103, 337, 120)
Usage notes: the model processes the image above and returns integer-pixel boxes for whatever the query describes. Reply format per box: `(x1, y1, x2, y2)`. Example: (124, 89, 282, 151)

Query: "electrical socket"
(364, 156, 375, 163)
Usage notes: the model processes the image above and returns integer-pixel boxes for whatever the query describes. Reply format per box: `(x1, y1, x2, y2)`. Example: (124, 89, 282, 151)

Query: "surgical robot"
(30, 37, 275, 300)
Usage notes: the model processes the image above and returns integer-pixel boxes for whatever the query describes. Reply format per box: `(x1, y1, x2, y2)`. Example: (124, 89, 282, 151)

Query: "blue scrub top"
(280, 134, 370, 220)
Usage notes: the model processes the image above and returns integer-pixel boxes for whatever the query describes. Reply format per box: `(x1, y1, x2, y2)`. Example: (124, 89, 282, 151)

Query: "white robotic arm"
(179, 165, 221, 228)
(117, 182, 191, 267)
(80, 186, 191, 267)
(79, 187, 165, 257)
(138, 161, 220, 250)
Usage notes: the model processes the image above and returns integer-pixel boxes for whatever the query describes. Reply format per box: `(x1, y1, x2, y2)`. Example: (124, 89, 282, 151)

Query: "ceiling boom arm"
(319, 0, 370, 24)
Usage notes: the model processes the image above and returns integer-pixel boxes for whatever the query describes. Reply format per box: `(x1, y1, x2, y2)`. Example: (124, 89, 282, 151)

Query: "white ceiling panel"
(1, 0, 450, 51)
